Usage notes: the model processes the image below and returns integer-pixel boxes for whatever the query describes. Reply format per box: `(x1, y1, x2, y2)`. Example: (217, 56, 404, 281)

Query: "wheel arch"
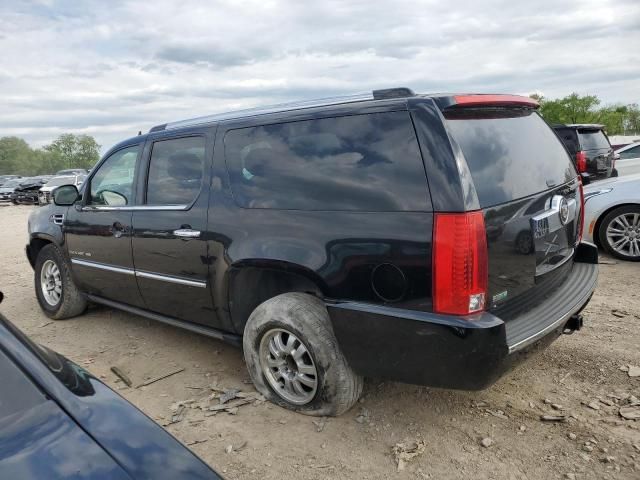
(593, 202, 640, 248)
(225, 260, 328, 334)
(27, 234, 58, 268)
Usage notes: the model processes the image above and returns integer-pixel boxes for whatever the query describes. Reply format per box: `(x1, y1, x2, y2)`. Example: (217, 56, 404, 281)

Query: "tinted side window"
(89, 145, 140, 206)
(554, 128, 579, 154)
(224, 112, 428, 211)
(578, 130, 610, 150)
(146, 137, 205, 205)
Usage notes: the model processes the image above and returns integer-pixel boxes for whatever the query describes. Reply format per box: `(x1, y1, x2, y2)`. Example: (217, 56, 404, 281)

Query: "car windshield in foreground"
(445, 108, 576, 207)
(0, 348, 46, 420)
(578, 130, 610, 150)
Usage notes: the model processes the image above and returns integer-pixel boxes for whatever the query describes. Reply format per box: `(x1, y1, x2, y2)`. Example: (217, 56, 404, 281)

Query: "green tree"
(0, 133, 101, 175)
(536, 92, 601, 125)
(44, 133, 100, 170)
(0, 137, 31, 175)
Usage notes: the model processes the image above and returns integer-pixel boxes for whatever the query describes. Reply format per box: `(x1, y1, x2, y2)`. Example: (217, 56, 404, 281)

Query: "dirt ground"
(1, 204, 639, 479)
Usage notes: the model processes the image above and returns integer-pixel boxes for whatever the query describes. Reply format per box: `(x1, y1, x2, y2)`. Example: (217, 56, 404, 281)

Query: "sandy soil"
(1, 204, 639, 479)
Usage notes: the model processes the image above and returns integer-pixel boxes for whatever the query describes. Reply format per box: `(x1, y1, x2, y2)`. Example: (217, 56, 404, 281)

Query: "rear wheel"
(34, 244, 87, 319)
(243, 293, 362, 416)
(598, 205, 640, 261)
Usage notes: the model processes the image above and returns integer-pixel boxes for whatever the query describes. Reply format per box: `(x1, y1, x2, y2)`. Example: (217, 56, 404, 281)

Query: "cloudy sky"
(1, 0, 639, 153)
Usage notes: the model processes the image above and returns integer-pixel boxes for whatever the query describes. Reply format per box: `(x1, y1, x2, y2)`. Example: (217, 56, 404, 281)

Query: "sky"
(1, 0, 639, 153)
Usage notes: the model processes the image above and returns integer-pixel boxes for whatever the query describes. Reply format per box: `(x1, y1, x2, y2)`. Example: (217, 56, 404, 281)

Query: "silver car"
(583, 173, 640, 261)
(614, 141, 640, 177)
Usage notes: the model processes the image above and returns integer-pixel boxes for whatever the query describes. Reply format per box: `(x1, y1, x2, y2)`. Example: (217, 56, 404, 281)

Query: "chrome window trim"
(70, 258, 207, 288)
(80, 204, 189, 212)
(135, 270, 207, 288)
(70, 258, 135, 275)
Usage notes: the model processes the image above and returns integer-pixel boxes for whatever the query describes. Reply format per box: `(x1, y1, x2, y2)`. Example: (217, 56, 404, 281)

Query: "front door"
(64, 144, 145, 308)
(131, 134, 217, 326)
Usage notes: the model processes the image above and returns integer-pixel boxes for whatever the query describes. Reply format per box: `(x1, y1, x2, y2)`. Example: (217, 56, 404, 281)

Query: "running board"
(86, 294, 242, 347)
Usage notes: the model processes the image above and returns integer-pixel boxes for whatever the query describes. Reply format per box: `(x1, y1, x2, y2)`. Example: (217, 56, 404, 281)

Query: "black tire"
(597, 205, 640, 261)
(34, 244, 87, 319)
(243, 292, 363, 416)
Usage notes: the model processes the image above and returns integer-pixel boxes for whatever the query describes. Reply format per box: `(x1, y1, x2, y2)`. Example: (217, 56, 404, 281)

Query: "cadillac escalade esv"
(27, 89, 598, 416)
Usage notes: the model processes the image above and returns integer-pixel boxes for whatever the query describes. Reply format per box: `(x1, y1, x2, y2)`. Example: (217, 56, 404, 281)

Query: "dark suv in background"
(26, 89, 598, 416)
(553, 124, 615, 181)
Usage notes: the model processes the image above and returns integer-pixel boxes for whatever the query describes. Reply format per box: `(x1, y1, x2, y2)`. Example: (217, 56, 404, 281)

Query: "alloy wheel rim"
(40, 259, 62, 306)
(259, 328, 318, 405)
(606, 212, 640, 258)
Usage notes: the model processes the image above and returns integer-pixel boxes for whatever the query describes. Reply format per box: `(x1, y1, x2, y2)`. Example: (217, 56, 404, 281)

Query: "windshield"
(46, 176, 76, 187)
(3, 179, 22, 188)
(445, 109, 576, 207)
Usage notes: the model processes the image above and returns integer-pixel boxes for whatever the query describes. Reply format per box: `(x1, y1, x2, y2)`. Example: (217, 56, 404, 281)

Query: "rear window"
(224, 112, 428, 211)
(445, 109, 575, 207)
(578, 130, 610, 150)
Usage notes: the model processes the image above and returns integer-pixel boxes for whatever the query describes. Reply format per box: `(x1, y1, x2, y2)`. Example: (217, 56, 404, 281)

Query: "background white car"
(583, 173, 640, 261)
(38, 174, 86, 205)
(614, 141, 640, 177)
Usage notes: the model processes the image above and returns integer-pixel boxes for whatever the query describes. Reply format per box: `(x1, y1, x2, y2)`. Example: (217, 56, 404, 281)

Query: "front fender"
(26, 205, 68, 267)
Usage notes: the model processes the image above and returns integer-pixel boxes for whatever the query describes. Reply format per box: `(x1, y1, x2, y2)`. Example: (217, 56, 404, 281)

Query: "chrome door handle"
(173, 229, 200, 239)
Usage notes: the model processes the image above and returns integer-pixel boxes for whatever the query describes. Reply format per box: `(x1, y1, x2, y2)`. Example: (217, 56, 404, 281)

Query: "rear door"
(131, 131, 217, 326)
(578, 128, 613, 179)
(444, 108, 581, 319)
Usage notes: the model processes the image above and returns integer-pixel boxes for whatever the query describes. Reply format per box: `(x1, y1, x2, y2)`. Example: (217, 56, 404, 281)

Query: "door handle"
(112, 222, 126, 238)
(173, 228, 201, 239)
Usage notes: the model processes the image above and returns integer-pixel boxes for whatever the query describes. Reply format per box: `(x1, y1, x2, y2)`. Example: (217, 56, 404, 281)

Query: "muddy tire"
(34, 244, 87, 319)
(243, 292, 362, 416)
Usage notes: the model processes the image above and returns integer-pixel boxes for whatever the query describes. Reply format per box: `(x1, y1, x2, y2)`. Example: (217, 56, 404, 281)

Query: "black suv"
(553, 124, 615, 181)
(27, 89, 598, 416)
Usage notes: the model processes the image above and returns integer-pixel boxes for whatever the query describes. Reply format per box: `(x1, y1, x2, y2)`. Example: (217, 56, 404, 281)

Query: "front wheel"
(243, 293, 362, 416)
(598, 205, 640, 261)
(34, 244, 87, 319)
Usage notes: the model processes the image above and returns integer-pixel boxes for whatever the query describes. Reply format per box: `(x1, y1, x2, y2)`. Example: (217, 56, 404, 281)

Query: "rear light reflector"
(576, 151, 587, 173)
(433, 211, 488, 316)
(453, 94, 539, 108)
(577, 180, 585, 243)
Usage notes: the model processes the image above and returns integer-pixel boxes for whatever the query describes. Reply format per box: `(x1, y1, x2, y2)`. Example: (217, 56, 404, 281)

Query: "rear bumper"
(327, 242, 598, 390)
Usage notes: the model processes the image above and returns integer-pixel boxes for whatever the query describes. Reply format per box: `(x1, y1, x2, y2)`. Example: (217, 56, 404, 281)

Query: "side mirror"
(614, 153, 620, 161)
(53, 185, 80, 206)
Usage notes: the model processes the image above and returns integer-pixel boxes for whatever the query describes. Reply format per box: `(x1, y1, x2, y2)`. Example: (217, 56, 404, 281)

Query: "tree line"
(531, 93, 640, 136)
(0, 134, 100, 176)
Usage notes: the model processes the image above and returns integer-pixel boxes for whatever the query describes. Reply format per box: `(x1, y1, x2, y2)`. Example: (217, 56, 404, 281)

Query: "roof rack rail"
(147, 89, 415, 134)
(372, 87, 415, 100)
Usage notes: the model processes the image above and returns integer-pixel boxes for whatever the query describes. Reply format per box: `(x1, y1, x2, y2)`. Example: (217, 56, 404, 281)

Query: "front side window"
(89, 145, 140, 206)
(146, 137, 205, 205)
(224, 112, 428, 211)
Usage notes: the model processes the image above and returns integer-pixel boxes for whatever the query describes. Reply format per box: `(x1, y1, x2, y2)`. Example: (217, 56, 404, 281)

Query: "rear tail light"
(576, 151, 587, 173)
(433, 211, 488, 316)
(577, 179, 585, 243)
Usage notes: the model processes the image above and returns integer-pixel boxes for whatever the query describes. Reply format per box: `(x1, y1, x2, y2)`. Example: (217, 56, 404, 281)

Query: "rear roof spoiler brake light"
(451, 94, 540, 109)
